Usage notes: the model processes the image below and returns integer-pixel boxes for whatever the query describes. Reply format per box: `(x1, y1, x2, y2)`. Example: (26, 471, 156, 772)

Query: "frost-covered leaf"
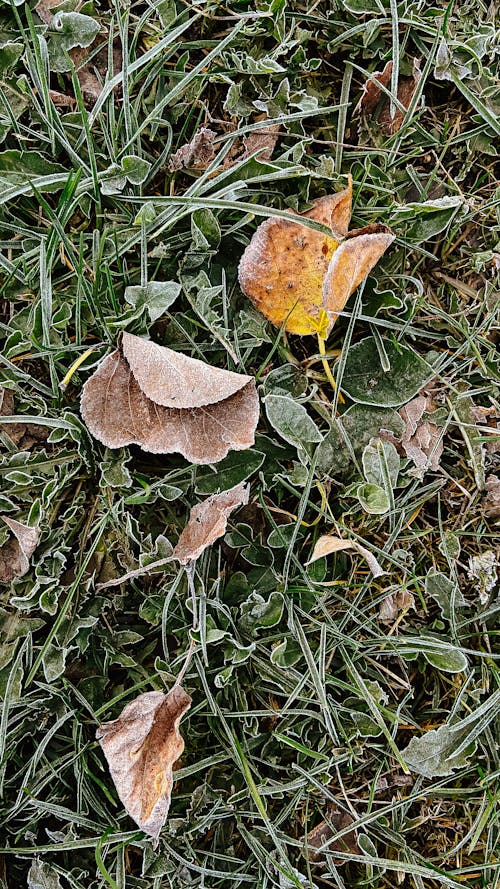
(27, 859, 62, 889)
(81, 333, 259, 464)
(0, 517, 40, 583)
(356, 482, 390, 515)
(265, 395, 322, 452)
(306, 534, 385, 577)
(425, 572, 466, 621)
(403, 723, 476, 778)
(48, 12, 101, 73)
(173, 482, 249, 565)
(341, 337, 433, 407)
(239, 177, 393, 336)
(96, 686, 191, 840)
(124, 281, 181, 322)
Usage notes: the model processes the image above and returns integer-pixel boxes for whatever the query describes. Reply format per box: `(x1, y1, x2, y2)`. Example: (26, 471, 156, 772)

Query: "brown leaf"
(238, 177, 393, 336)
(322, 228, 394, 327)
(483, 475, 500, 518)
(470, 405, 500, 454)
(80, 333, 259, 464)
(356, 58, 422, 135)
(34, 0, 61, 25)
(173, 482, 249, 565)
(379, 589, 415, 624)
(306, 809, 360, 865)
(96, 686, 191, 840)
(70, 42, 123, 108)
(399, 393, 444, 471)
(306, 534, 385, 578)
(168, 128, 217, 172)
(0, 388, 48, 449)
(242, 122, 280, 162)
(0, 517, 40, 583)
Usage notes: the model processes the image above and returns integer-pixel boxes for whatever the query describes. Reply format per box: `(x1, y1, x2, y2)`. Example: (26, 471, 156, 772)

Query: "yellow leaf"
(238, 177, 394, 336)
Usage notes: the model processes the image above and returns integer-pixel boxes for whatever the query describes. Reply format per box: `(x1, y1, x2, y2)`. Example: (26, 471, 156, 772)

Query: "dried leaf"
(96, 686, 191, 840)
(70, 41, 123, 107)
(0, 517, 40, 583)
(242, 122, 280, 161)
(34, 0, 60, 26)
(306, 534, 385, 577)
(80, 333, 259, 464)
(168, 128, 217, 172)
(379, 590, 414, 624)
(356, 59, 422, 135)
(470, 404, 500, 454)
(0, 388, 48, 449)
(399, 393, 444, 471)
(306, 809, 359, 865)
(173, 482, 249, 564)
(238, 177, 393, 335)
(483, 475, 500, 518)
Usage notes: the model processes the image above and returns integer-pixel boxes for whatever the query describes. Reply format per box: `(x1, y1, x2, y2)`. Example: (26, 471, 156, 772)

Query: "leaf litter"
(81, 332, 259, 463)
(0, 517, 40, 583)
(238, 176, 394, 336)
(173, 482, 249, 564)
(96, 685, 191, 840)
(355, 58, 422, 135)
(306, 534, 385, 578)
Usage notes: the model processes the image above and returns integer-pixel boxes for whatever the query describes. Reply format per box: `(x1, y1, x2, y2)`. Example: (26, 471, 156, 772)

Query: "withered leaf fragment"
(0, 517, 40, 583)
(306, 809, 360, 865)
(399, 393, 443, 471)
(242, 121, 280, 161)
(96, 686, 191, 840)
(173, 482, 249, 564)
(0, 388, 48, 449)
(168, 128, 217, 172)
(306, 534, 384, 578)
(356, 59, 422, 135)
(238, 177, 393, 336)
(483, 475, 500, 519)
(80, 333, 259, 464)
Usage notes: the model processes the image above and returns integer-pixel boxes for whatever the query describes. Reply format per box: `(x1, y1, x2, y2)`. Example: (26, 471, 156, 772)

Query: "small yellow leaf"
(238, 178, 393, 337)
(238, 185, 352, 336)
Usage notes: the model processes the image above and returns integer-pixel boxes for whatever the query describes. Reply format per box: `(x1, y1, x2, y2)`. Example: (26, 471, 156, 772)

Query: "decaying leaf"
(398, 392, 444, 471)
(483, 474, 500, 518)
(0, 388, 48, 449)
(96, 686, 191, 840)
(173, 482, 249, 564)
(305, 809, 360, 865)
(470, 404, 500, 454)
(80, 333, 259, 464)
(379, 589, 414, 624)
(34, 0, 60, 26)
(356, 58, 422, 135)
(238, 177, 393, 335)
(306, 534, 385, 578)
(168, 128, 217, 172)
(242, 121, 280, 161)
(71, 41, 123, 107)
(0, 517, 40, 583)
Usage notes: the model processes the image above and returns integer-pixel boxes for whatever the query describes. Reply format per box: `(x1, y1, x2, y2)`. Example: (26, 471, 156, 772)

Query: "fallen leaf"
(398, 392, 444, 471)
(470, 404, 500, 454)
(0, 388, 48, 449)
(0, 517, 40, 583)
(238, 177, 393, 335)
(34, 0, 60, 26)
(242, 122, 280, 161)
(306, 809, 359, 865)
(80, 333, 259, 464)
(483, 475, 500, 518)
(96, 686, 191, 840)
(356, 58, 422, 135)
(173, 482, 249, 564)
(379, 589, 414, 624)
(168, 128, 217, 172)
(306, 534, 385, 577)
(70, 41, 123, 107)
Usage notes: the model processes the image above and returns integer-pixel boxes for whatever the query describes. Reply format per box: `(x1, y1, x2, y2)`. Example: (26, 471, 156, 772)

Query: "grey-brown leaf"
(173, 482, 249, 564)
(0, 517, 40, 583)
(168, 128, 217, 172)
(96, 686, 191, 840)
(80, 334, 259, 464)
